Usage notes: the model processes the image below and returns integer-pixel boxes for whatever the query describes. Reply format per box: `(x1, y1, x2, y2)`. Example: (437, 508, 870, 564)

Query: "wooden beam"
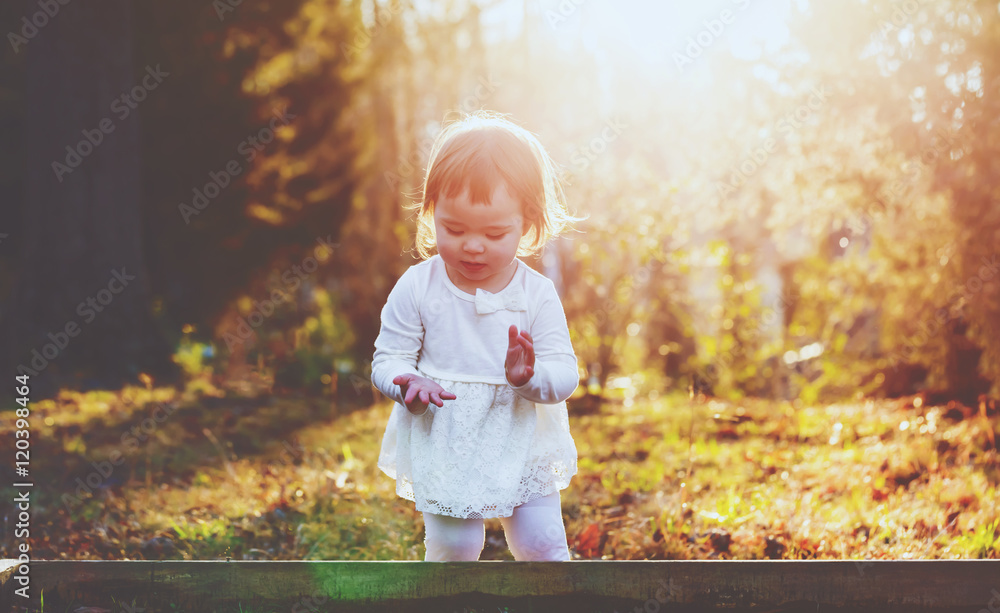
(2, 559, 999, 612)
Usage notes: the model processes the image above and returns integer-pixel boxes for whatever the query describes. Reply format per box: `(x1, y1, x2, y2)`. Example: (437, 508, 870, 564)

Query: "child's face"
(433, 182, 525, 294)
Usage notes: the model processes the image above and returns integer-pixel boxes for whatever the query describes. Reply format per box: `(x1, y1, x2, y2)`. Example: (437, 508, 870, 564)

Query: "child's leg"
(422, 511, 485, 561)
(499, 492, 571, 561)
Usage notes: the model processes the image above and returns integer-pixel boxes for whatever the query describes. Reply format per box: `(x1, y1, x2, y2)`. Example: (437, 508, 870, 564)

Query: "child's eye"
(445, 228, 462, 236)
(487, 233, 507, 240)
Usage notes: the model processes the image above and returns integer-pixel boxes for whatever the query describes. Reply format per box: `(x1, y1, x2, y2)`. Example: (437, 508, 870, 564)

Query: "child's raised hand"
(505, 324, 535, 387)
(392, 373, 456, 416)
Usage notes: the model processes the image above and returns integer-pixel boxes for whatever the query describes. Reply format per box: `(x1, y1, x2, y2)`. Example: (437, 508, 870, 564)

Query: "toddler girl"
(371, 110, 582, 561)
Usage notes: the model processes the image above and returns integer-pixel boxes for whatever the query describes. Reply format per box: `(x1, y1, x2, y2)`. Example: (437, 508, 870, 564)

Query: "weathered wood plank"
(2, 559, 998, 612)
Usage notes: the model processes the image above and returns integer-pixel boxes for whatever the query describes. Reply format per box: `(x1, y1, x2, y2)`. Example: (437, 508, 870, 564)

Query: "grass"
(0, 381, 997, 564)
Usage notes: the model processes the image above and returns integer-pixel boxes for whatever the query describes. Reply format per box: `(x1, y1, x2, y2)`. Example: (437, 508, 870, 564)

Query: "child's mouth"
(462, 262, 486, 272)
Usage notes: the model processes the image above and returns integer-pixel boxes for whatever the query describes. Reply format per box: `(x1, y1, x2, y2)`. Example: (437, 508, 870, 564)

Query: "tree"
(776, 0, 1000, 397)
(1, 0, 177, 397)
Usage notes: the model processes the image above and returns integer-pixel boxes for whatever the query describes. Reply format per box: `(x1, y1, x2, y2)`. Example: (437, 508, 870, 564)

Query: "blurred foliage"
(561, 160, 681, 390)
(172, 335, 216, 379)
(2, 0, 998, 401)
(695, 238, 783, 400)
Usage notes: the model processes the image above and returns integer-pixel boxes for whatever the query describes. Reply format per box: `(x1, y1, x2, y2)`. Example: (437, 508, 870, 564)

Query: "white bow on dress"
(474, 286, 527, 314)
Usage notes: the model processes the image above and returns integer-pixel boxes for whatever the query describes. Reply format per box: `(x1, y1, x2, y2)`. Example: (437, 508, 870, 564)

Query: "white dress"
(371, 255, 579, 519)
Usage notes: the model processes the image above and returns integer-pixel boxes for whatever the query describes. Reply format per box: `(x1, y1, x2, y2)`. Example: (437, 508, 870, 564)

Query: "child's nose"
(463, 237, 485, 253)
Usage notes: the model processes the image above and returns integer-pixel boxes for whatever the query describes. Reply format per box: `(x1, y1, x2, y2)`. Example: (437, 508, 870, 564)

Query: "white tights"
(422, 492, 570, 561)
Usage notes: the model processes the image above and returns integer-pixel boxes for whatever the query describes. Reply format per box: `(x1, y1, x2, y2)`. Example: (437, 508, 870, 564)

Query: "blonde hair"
(406, 110, 582, 260)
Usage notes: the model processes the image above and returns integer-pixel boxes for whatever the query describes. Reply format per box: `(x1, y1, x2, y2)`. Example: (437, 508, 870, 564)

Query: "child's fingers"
(518, 340, 535, 369)
(419, 390, 429, 404)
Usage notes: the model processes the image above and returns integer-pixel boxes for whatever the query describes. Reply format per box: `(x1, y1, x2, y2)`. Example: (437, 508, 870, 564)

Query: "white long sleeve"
(370, 255, 579, 406)
(504, 280, 579, 404)
(370, 266, 423, 409)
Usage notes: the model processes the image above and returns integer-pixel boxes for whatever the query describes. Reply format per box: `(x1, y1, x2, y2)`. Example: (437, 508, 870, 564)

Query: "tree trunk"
(1, 0, 177, 398)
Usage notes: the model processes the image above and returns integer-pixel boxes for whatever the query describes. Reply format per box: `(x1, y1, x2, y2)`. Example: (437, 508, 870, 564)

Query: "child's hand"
(505, 324, 535, 387)
(392, 374, 456, 416)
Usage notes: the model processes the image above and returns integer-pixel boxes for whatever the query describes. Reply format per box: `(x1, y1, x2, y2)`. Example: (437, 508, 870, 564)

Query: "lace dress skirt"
(377, 372, 578, 519)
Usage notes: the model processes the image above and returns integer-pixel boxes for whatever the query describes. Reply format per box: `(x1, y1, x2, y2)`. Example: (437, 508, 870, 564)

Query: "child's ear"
(518, 203, 533, 234)
(524, 199, 544, 226)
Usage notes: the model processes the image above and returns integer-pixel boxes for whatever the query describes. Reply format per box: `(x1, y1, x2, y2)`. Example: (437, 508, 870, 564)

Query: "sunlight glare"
(481, 0, 795, 72)
(587, 0, 793, 67)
